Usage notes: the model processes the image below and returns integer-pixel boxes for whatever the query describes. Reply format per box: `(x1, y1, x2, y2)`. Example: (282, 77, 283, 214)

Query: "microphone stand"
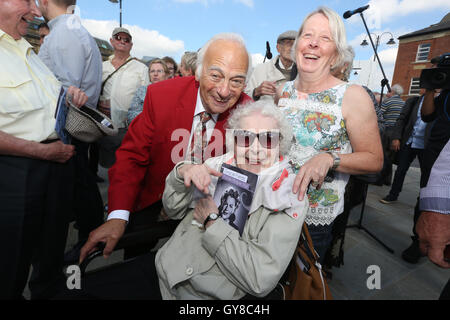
(359, 12, 391, 106)
(345, 12, 395, 255)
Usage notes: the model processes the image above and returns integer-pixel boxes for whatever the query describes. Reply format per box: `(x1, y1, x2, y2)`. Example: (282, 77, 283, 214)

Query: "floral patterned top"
(278, 81, 352, 226)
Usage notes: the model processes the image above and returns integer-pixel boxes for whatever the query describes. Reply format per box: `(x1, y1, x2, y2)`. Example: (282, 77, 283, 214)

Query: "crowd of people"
(0, 0, 448, 301)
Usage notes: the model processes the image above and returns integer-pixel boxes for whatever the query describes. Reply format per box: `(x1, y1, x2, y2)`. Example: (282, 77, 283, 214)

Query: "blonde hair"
(149, 59, 169, 75)
(292, 6, 348, 71)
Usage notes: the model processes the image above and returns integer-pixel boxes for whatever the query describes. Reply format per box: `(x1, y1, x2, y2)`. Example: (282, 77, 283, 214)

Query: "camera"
(419, 53, 450, 90)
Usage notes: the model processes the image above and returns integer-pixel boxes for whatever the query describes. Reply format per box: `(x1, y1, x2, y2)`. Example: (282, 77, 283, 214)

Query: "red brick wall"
(392, 34, 450, 100)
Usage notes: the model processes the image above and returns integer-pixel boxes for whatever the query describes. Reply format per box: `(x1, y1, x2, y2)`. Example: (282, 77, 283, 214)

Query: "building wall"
(392, 32, 450, 101)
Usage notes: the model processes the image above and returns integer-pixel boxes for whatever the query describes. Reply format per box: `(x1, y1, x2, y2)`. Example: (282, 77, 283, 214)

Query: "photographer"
(402, 54, 450, 264)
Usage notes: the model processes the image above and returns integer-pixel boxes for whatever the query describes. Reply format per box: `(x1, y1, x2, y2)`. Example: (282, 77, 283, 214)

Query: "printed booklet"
(212, 164, 258, 235)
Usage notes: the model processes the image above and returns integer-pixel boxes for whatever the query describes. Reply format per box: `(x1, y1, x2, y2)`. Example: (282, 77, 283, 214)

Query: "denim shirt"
(406, 96, 427, 149)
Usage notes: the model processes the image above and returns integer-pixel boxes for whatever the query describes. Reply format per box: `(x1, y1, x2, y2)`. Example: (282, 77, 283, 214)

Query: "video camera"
(420, 53, 450, 90)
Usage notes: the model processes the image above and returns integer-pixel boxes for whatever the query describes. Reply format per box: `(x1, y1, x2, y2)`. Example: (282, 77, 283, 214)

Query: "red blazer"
(108, 76, 252, 213)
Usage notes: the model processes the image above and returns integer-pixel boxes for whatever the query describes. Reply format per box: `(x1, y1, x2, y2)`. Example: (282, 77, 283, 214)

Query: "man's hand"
(79, 219, 127, 263)
(391, 139, 401, 152)
(36, 140, 75, 163)
(416, 211, 450, 268)
(67, 86, 88, 108)
(253, 81, 277, 99)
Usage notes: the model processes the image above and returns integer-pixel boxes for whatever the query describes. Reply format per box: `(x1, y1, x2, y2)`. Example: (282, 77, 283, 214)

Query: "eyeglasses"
(114, 35, 131, 43)
(150, 69, 165, 74)
(234, 130, 281, 149)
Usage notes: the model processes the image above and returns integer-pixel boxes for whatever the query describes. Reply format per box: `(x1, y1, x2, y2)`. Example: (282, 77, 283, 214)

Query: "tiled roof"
(399, 12, 450, 39)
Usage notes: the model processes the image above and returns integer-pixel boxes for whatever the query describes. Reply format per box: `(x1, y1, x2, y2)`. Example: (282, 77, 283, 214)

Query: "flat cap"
(277, 30, 297, 43)
(112, 27, 132, 39)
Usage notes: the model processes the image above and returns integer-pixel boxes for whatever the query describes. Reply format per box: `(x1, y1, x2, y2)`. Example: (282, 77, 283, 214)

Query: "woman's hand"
(194, 196, 219, 228)
(292, 153, 334, 201)
(178, 163, 222, 194)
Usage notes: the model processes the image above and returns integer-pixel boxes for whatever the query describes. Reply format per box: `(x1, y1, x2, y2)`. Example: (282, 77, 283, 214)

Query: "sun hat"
(65, 99, 118, 143)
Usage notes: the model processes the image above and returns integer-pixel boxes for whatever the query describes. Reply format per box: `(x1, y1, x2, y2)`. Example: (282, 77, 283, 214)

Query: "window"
(416, 43, 431, 62)
(409, 78, 421, 95)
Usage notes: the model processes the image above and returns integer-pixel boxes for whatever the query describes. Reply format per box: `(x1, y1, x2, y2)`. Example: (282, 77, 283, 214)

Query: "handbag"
(281, 223, 333, 300)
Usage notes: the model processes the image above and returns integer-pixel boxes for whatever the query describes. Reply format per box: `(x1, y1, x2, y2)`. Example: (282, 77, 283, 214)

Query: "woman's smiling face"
(234, 113, 281, 174)
(296, 13, 338, 77)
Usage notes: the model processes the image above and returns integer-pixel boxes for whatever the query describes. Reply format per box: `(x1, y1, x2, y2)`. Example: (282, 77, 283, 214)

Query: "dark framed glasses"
(114, 35, 131, 43)
(234, 130, 281, 149)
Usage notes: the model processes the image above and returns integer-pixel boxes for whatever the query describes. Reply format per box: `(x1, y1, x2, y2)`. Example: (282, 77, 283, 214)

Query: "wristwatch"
(203, 212, 219, 228)
(327, 152, 340, 170)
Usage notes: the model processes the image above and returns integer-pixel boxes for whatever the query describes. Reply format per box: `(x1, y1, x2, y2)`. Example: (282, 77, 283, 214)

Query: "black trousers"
(72, 139, 104, 241)
(388, 145, 425, 199)
(123, 201, 163, 259)
(0, 155, 74, 299)
(56, 251, 162, 300)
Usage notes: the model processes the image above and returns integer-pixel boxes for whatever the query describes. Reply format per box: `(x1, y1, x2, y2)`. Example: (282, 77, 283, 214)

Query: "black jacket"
(391, 95, 434, 149)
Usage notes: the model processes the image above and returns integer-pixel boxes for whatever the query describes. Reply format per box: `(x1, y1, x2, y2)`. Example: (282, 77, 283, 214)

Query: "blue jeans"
(307, 223, 334, 265)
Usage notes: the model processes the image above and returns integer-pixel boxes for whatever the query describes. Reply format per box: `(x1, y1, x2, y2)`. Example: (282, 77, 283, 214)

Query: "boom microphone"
(265, 41, 273, 60)
(343, 4, 370, 19)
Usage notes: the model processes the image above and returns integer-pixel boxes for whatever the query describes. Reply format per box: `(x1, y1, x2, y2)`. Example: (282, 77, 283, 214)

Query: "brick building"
(392, 12, 450, 100)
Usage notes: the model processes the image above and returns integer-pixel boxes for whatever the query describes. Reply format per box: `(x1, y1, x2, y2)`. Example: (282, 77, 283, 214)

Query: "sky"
(73, 0, 450, 91)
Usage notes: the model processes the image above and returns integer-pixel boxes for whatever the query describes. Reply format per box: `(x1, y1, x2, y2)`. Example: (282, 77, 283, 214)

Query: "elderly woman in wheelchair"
(60, 100, 307, 300)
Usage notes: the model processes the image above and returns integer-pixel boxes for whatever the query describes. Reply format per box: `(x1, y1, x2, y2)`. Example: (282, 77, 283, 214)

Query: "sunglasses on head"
(234, 130, 281, 149)
(114, 35, 131, 43)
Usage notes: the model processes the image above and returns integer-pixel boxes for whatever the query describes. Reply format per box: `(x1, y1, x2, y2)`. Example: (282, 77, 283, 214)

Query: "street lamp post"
(108, 0, 122, 27)
(361, 32, 396, 61)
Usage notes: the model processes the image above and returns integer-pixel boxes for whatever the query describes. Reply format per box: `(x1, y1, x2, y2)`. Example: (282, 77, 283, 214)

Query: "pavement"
(24, 163, 450, 300)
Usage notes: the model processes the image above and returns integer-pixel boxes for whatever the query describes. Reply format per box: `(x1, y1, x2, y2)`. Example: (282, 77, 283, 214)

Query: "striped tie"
(190, 112, 212, 164)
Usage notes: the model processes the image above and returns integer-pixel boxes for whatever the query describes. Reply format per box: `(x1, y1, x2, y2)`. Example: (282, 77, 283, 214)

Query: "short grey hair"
(226, 100, 293, 156)
(391, 84, 404, 95)
(181, 51, 198, 75)
(291, 6, 348, 71)
(195, 33, 252, 79)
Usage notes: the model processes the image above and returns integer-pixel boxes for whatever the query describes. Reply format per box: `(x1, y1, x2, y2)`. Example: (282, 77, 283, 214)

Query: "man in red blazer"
(81, 33, 252, 260)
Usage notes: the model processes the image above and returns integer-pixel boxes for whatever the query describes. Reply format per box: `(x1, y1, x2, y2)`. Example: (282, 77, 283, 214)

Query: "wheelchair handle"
(79, 242, 106, 275)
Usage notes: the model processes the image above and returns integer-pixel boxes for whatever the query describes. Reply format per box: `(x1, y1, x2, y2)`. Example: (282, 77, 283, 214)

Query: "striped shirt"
(381, 95, 404, 127)
(420, 139, 450, 214)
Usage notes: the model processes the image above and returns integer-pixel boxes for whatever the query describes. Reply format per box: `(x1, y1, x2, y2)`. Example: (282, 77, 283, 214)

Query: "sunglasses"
(234, 130, 281, 149)
(114, 35, 131, 43)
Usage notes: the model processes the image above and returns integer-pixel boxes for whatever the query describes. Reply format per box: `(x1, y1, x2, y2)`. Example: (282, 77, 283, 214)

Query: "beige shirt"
(157, 153, 307, 300)
(0, 29, 61, 142)
(101, 55, 149, 128)
(245, 55, 290, 103)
